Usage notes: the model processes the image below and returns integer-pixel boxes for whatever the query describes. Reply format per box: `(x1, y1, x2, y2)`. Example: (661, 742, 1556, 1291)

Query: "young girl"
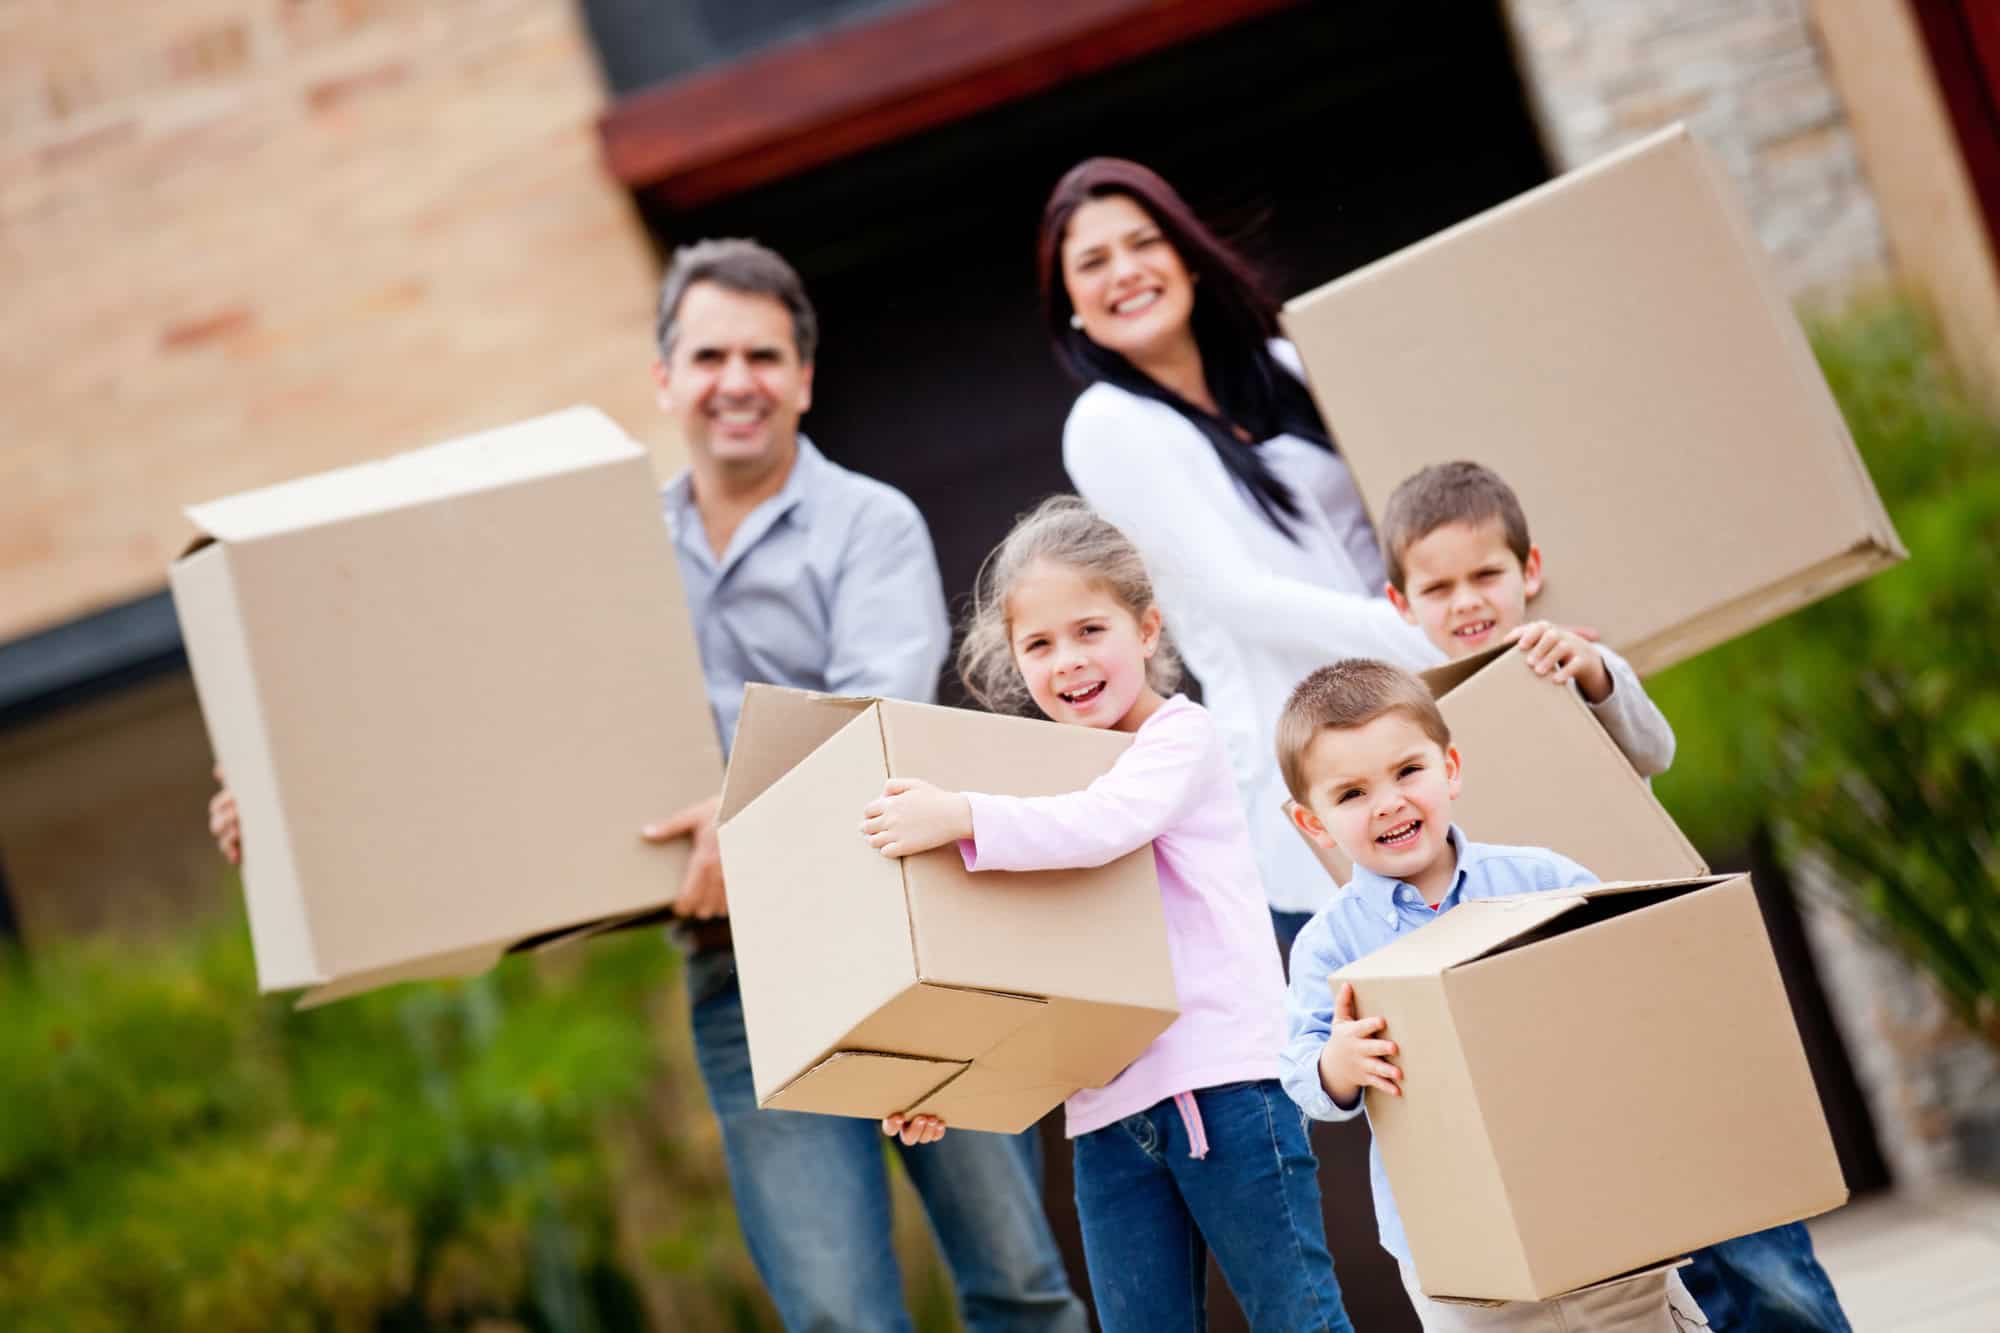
(858, 497, 1354, 1333)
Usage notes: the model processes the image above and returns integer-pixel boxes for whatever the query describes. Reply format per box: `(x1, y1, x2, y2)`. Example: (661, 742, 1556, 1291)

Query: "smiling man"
(638, 239, 1087, 1333)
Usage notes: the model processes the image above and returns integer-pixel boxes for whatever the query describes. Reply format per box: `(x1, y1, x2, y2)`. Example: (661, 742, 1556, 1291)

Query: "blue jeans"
(1272, 908, 1315, 977)
(1072, 1080, 1353, 1333)
(686, 950, 1087, 1333)
(1684, 1222, 1851, 1331)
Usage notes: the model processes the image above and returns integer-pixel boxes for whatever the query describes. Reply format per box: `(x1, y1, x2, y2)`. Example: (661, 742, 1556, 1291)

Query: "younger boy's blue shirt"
(1279, 826, 1598, 1263)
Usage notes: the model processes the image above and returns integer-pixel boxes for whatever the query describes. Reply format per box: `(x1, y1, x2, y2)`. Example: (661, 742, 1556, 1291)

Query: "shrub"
(1650, 298, 2000, 1045)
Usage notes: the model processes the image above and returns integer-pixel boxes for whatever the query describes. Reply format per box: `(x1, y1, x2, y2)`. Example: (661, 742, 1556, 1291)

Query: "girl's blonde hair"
(958, 496, 1183, 715)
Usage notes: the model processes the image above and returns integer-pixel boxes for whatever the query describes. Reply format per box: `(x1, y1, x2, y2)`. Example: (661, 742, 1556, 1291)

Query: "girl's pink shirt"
(958, 694, 1288, 1137)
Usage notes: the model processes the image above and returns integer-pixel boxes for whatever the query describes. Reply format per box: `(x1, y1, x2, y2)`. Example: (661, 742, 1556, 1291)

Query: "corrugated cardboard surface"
(1283, 124, 1903, 676)
(878, 700, 1174, 1003)
(1424, 647, 1706, 881)
(722, 707, 921, 1107)
(1342, 876, 1846, 1300)
(170, 407, 722, 1002)
(718, 688, 1179, 1132)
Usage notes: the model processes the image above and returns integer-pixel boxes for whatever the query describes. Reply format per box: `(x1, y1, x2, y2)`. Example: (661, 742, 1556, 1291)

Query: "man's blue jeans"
(1072, 1079, 1354, 1333)
(687, 949, 1088, 1333)
(1685, 1222, 1852, 1331)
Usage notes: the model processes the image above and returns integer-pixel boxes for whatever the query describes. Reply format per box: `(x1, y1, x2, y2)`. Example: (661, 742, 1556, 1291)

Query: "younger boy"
(1377, 461, 1673, 777)
(1274, 658, 1700, 1330)
(1374, 464, 1853, 1332)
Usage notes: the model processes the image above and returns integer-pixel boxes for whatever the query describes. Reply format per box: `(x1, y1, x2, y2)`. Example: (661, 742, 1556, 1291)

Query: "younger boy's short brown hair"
(1277, 659, 1452, 805)
(1379, 461, 1532, 591)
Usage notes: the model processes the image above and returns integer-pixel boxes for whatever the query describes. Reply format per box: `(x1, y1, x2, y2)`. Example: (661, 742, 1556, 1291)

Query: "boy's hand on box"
(1508, 620, 1612, 703)
(1319, 980, 1402, 1108)
(642, 793, 728, 920)
(882, 1112, 947, 1146)
(208, 765, 241, 866)
(860, 779, 972, 859)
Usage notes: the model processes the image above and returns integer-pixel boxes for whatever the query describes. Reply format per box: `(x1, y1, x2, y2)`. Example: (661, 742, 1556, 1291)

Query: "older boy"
(1377, 461, 1673, 778)
(1273, 658, 1698, 1329)
(1373, 464, 1851, 1332)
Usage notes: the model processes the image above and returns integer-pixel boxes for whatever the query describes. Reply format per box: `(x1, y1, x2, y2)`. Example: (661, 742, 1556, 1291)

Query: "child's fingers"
(1330, 979, 1357, 1020)
(1365, 1072, 1403, 1097)
(1343, 1012, 1387, 1038)
(882, 1114, 904, 1136)
(1363, 1058, 1403, 1083)
(1358, 1036, 1398, 1058)
(883, 777, 919, 796)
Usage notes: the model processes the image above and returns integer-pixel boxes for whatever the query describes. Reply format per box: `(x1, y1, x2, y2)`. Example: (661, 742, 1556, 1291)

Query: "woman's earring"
(1069, 313, 1085, 330)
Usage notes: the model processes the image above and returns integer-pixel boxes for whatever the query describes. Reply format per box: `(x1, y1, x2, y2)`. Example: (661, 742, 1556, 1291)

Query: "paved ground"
(1812, 1185, 2000, 1330)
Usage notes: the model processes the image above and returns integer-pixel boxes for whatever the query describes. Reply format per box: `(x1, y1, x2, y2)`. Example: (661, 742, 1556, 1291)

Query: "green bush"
(0, 923, 671, 1331)
(1650, 298, 2000, 1044)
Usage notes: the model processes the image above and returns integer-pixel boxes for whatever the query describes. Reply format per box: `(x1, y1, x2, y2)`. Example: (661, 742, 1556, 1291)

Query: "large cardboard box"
(1282, 124, 1904, 676)
(1339, 874, 1847, 1301)
(169, 407, 723, 1006)
(1423, 646, 1705, 881)
(716, 684, 1180, 1133)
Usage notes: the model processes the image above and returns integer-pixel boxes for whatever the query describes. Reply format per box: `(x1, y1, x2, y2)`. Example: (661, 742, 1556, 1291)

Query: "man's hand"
(860, 778, 972, 859)
(642, 793, 727, 920)
(1509, 620, 1612, 703)
(1318, 980, 1402, 1108)
(208, 765, 241, 866)
(882, 1112, 947, 1146)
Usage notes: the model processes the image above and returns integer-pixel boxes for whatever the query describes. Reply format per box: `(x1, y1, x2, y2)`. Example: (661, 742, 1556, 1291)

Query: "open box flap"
(763, 1051, 967, 1120)
(719, 684, 877, 824)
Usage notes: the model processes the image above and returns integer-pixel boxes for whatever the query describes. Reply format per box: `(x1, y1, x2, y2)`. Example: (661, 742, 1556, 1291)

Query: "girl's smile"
(1007, 558, 1164, 733)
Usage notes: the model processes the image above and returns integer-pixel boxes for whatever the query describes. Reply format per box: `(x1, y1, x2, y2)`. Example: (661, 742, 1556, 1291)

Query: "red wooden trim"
(598, 0, 1302, 208)
(1909, 0, 2000, 264)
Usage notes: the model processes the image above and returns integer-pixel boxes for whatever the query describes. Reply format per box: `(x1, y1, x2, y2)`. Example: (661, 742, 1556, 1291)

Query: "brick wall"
(1502, 0, 1889, 301)
(0, 0, 670, 644)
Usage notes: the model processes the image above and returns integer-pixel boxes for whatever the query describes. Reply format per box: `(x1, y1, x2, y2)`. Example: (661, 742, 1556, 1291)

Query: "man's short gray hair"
(655, 238, 818, 365)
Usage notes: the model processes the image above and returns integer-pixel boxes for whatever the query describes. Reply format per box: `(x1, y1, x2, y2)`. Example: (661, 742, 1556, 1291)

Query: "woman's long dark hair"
(1038, 157, 1335, 535)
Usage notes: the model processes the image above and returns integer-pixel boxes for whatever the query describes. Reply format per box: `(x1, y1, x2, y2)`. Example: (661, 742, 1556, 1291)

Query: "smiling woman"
(1036, 159, 1438, 958)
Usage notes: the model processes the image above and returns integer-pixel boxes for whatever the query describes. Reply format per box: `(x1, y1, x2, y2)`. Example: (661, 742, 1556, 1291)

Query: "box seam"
(877, 708, 926, 983)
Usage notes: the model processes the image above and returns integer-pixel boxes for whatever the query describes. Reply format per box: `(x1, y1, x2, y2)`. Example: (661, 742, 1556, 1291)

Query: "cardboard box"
(1282, 124, 1904, 676)
(1423, 646, 1705, 882)
(715, 684, 1179, 1133)
(169, 406, 723, 1006)
(1339, 874, 1847, 1301)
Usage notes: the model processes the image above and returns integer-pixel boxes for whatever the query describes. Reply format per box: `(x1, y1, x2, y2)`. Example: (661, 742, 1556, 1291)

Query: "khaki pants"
(1397, 1264, 1711, 1332)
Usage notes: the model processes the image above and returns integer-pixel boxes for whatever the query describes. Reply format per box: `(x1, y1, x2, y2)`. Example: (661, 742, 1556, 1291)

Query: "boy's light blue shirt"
(1279, 825, 1598, 1263)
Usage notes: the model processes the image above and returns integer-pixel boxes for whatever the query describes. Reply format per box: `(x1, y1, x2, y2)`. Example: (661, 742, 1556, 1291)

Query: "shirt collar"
(1347, 824, 1473, 927)
(662, 433, 825, 562)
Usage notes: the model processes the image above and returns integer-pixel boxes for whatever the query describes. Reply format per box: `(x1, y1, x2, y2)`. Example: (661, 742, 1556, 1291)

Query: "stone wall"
(1798, 866, 2000, 1189)
(0, 0, 670, 645)
(1502, 0, 1889, 302)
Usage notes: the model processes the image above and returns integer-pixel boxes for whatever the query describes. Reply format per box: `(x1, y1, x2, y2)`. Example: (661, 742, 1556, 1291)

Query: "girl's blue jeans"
(1072, 1079, 1354, 1333)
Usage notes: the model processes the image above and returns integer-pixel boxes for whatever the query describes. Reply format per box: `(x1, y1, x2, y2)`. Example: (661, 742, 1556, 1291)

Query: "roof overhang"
(597, 0, 1303, 209)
